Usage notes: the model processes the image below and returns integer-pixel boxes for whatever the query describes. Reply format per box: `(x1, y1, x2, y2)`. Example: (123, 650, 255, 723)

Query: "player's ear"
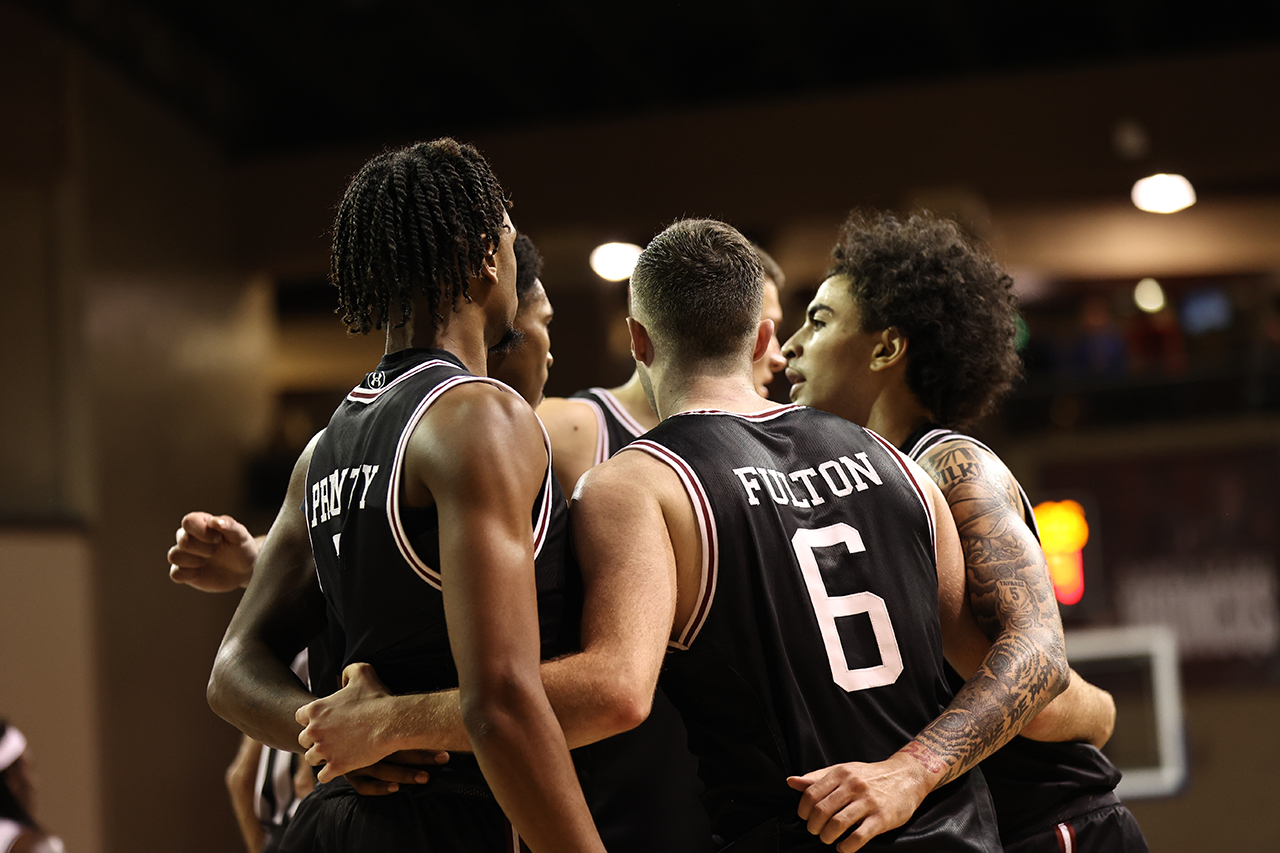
(870, 327, 908, 371)
(751, 319, 774, 364)
(627, 317, 655, 366)
(476, 240, 500, 290)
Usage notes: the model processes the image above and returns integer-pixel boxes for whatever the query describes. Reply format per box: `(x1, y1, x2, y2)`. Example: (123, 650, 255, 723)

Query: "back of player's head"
(513, 233, 544, 308)
(630, 218, 764, 365)
(752, 242, 785, 290)
(330, 138, 508, 336)
(830, 210, 1021, 427)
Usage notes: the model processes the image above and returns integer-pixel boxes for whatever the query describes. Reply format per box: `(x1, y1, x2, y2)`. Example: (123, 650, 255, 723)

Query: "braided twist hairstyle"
(331, 138, 509, 335)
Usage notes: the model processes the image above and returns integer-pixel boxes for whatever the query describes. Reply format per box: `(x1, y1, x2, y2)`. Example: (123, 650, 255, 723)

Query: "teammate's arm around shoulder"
(916, 439, 1073, 736)
(545, 450, 680, 743)
(412, 383, 604, 853)
(536, 396, 600, 495)
(209, 432, 327, 752)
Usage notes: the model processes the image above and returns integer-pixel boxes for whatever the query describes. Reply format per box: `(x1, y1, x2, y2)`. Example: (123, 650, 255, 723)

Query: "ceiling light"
(1131, 174, 1196, 214)
(589, 242, 643, 281)
(1134, 278, 1166, 313)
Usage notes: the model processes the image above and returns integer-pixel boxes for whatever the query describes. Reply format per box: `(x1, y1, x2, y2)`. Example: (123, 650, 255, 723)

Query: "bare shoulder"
(915, 437, 1022, 518)
(411, 382, 545, 491)
(537, 396, 598, 442)
(538, 396, 602, 494)
(573, 446, 673, 504)
(422, 381, 541, 448)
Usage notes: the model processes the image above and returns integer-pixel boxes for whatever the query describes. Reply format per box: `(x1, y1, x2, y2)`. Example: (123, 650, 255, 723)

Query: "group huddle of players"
(167, 139, 1149, 853)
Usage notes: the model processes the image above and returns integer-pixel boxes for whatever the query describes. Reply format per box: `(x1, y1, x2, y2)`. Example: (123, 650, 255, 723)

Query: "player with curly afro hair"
(785, 209, 1144, 853)
(833, 210, 1020, 427)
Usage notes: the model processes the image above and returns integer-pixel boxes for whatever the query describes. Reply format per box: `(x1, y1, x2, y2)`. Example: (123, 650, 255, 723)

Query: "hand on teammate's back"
(167, 511, 259, 593)
(298, 662, 450, 784)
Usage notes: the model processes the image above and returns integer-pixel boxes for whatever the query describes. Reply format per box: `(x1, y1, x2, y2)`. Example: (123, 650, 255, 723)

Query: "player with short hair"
(540, 241, 787, 495)
(207, 138, 604, 853)
(783, 209, 1147, 853)
(569, 218, 1021, 851)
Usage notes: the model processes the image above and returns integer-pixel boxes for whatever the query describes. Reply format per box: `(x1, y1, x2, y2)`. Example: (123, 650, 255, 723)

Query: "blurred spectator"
(1065, 295, 1128, 378)
(0, 720, 64, 853)
(1127, 305, 1187, 377)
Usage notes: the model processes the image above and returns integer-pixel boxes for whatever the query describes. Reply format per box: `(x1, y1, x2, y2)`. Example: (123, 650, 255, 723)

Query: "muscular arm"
(790, 460, 1068, 851)
(1022, 666, 1116, 747)
(207, 434, 326, 752)
(905, 443, 1069, 781)
(536, 396, 600, 495)
(419, 384, 604, 853)
(297, 451, 677, 772)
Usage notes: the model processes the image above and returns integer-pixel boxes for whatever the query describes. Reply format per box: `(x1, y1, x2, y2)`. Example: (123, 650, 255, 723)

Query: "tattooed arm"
(788, 457, 1059, 851)
(914, 438, 1072, 761)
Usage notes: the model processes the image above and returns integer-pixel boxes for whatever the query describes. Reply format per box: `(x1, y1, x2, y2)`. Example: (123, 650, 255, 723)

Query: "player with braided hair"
(208, 138, 604, 853)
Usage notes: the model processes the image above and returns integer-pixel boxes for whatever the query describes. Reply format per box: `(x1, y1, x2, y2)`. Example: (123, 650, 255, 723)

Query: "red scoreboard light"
(1034, 499, 1089, 606)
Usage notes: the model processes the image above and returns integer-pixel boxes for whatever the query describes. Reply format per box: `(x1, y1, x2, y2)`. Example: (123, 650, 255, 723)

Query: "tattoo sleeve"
(912, 440, 1070, 785)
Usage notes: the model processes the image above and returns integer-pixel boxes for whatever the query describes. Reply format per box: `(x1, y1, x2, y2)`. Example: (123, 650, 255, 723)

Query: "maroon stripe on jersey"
(531, 417, 554, 557)
(386, 375, 477, 588)
(1055, 821, 1077, 853)
(346, 359, 456, 403)
(672, 403, 802, 422)
(865, 428, 935, 556)
(592, 387, 648, 437)
(628, 439, 719, 648)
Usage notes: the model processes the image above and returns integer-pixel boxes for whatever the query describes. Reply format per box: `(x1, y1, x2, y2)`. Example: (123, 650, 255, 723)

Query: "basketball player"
(206, 139, 604, 853)
(297, 239, 791, 850)
(168, 232, 553, 852)
(538, 242, 787, 494)
(569, 217, 1033, 851)
(782, 210, 1148, 852)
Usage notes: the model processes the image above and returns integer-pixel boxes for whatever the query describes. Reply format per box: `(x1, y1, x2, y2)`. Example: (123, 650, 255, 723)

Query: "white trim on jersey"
(902, 427, 956, 460)
(670, 403, 804, 422)
(864, 429, 937, 564)
(904, 428, 1041, 540)
(1054, 821, 1077, 853)
(627, 439, 719, 650)
(573, 397, 611, 467)
(530, 413, 555, 559)
(589, 387, 649, 438)
(345, 358, 457, 404)
(386, 375, 553, 588)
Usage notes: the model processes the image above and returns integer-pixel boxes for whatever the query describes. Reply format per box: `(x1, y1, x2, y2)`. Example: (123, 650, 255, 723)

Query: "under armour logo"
(368, 371, 386, 389)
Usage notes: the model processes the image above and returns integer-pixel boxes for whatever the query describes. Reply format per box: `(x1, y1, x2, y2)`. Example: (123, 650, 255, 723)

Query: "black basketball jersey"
(633, 405, 999, 852)
(902, 425, 1124, 845)
(565, 393, 711, 853)
(568, 387, 649, 466)
(304, 347, 581, 800)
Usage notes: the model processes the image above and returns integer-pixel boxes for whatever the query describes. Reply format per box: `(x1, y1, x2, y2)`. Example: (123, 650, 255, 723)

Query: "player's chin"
(787, 380, 805, 403)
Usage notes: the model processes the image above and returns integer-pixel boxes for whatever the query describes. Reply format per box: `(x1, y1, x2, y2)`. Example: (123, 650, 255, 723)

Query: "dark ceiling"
(18, 0, 1280, 158)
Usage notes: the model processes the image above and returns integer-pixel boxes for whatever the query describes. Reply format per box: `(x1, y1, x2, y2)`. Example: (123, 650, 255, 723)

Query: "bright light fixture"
(1131, 173, 1196, 214)
(589, 242, 643, 281)
(1134, 277, 1166, 313)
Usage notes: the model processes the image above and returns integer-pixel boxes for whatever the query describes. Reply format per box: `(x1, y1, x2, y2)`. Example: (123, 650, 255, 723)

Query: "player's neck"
(608, 372, 660, 430)
(658, 372, 774, 420)
(865, 386, 934, 447)
(384, 303, 490, 378)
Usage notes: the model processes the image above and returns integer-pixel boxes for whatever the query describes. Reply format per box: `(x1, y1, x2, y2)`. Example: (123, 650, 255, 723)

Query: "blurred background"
(1, 1, 1278, 850)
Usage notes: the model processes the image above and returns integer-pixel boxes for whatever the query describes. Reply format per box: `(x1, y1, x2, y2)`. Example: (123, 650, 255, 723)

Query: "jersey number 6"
(792, 523, 904, 692)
